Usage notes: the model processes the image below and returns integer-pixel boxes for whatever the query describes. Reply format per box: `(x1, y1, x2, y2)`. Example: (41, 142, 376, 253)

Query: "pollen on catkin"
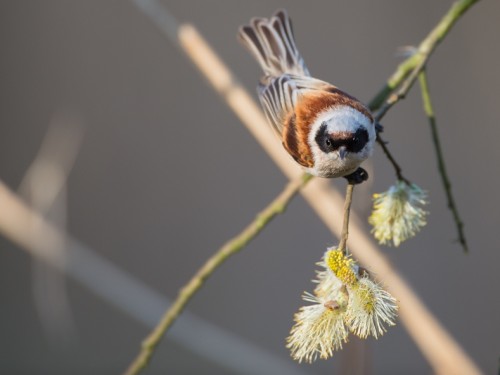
(287, 248, 398, 363)
(326, 249, 357, 286)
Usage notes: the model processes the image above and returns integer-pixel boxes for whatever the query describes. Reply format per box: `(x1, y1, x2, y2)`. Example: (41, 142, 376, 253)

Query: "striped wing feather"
(259, 74, 336, 135)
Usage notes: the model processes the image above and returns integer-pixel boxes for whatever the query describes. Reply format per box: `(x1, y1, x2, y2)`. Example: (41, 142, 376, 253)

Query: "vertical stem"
(418, 70, 468, 252)
(338, 183, 354, 253)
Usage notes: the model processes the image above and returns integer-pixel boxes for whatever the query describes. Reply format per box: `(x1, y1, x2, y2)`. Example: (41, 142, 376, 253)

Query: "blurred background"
(1, 1, 499, 374)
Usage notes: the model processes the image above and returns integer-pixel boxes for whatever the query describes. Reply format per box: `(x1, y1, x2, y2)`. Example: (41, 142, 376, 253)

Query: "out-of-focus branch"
(19, 116, 83, 212)
(418, 70, 468, 252)
(124, 174, 312, 375)
(0, 179, 309, 375)
(129, 1, 482, 374)
(18, 116, 83, 344)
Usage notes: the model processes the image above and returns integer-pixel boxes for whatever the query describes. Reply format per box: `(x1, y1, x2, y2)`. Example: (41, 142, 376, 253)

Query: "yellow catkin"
(326, 250, 357, 286)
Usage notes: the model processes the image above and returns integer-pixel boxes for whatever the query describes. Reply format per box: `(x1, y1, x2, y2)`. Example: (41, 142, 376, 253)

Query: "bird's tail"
(238, 10, 310, 78)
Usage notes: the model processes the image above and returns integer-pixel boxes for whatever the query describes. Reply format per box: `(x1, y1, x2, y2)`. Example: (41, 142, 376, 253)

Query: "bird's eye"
(315, 123, 337, 153)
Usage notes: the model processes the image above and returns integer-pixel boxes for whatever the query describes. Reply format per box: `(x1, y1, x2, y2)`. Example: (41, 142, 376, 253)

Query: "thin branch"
(374, 57, 428, 121)
(128, 1, 482, 374)
(338, 183, 354, 253)
(372, 56, 430, 183)
(0, 179, 309, 375)
(369, 0, 480, 182)
(369, 0, 480, 112)
(376, 134, 410, 184)
(124, 174, 313, 375)
(418, 70, 468, 253)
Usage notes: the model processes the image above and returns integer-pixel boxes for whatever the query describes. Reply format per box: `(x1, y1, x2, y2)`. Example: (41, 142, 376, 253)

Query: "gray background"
(1, 1, 499, 374)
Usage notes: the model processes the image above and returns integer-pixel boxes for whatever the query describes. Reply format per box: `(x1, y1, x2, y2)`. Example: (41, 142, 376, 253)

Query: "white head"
(306, 105, 375, 178)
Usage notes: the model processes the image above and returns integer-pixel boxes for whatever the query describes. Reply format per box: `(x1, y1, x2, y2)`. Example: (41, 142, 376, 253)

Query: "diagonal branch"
(124, 174, 312, 375)
(369, 0, 480, 111)
(127, 1, 482, 374)
(370, 0, 480, 184)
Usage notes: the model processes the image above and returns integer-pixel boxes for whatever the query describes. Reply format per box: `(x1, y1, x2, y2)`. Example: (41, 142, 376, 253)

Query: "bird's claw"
(344, 167, 368, 185)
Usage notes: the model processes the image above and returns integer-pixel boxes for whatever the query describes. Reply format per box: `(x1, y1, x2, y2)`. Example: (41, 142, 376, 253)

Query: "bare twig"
(372, 56, 426, 183)
(374, 58, 429, 121)
(418, 70, 468, 252)
(338, 183, 355, 253)
(128, 1, 482, 374)
(369, 0, 480, 111)
(369, 0, 480, 182)
(124, 174, 312, 375)
(372, 57, 428, 183)
(376, 135, 410, 184)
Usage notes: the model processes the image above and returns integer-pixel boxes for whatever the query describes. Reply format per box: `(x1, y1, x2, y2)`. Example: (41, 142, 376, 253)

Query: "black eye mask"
(315, 123, 369, 154)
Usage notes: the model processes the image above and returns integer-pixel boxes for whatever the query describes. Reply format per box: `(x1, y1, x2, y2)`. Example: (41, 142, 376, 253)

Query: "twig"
(369, 0, 479, 182)
(0, 180, 309, 375)
(128, 1, 482, 374)
(374, 58, 428, 122)
(372, 57, 430, 183)
(124, 174, 313, 375)
(369, 0, 480, 111)
(338, 183, 355, 253)
(376, 135, 410, 184)
(418, 70, 468, 253)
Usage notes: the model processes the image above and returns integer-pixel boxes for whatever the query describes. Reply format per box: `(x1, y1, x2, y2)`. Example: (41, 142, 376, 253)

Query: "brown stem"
(338, 183, 354, 254)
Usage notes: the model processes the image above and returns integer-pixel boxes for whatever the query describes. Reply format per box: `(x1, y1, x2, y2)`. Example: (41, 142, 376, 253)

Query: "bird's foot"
(344, 167, 368, 185)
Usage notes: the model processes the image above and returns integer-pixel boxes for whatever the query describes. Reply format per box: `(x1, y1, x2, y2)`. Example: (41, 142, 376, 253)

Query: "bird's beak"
(338, 146, 348, 160)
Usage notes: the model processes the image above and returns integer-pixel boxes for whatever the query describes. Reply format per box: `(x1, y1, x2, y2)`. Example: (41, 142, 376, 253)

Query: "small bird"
(238, 10, 375, 183)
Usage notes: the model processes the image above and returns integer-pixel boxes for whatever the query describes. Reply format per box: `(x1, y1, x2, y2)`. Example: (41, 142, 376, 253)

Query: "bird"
(238, 10, 375, 183)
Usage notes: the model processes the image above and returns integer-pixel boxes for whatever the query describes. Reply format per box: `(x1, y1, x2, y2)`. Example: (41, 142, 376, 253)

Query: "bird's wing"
(258, 74, 335, 135)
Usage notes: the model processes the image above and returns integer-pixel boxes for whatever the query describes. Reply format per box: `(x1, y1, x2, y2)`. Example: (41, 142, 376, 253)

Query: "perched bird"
(238, 10, 375, 183)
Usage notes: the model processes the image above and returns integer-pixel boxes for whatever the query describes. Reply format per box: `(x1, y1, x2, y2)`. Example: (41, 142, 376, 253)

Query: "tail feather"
(238, 10, 309, 78)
